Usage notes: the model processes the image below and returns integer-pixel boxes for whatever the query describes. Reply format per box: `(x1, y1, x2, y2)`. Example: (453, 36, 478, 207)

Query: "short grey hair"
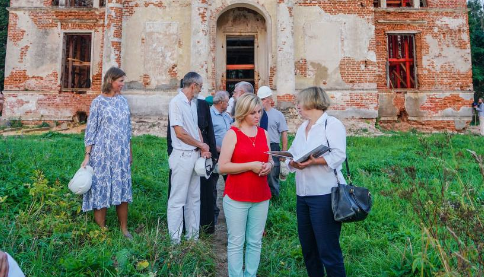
(235, 81, 254, 94)
(182, 72, 202, 88)
(213, 90, 229, 104)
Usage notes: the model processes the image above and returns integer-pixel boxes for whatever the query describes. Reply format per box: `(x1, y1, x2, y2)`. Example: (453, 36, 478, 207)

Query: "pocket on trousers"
(168, 151, 183, 169)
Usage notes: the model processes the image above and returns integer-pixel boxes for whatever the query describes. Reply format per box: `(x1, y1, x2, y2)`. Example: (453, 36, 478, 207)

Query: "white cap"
(194, 157, 214, 179)
(257, 86, 272, 99)
(68, 166, 94, 195)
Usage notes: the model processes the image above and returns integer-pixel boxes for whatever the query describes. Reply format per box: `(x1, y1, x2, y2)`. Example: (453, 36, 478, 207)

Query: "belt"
(173, 148, 199, 152)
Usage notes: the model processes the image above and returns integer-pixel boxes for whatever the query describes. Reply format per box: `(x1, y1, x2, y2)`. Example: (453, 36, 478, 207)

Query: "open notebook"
(266, 144, 331, 163)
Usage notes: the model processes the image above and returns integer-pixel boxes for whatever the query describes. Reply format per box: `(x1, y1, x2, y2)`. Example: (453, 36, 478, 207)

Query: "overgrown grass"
(0, 133, 215, 276)
(259, 133, 484, 276)
(1, 132, 483, 276)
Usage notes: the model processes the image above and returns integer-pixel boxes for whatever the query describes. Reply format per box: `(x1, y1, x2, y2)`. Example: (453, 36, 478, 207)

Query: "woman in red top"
(219, 93, 273, 277)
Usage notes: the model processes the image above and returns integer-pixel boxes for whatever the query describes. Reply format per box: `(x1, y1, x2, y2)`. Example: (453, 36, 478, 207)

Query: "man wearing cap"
(257, 86, 288, 198)
(167, 72, 212, 243)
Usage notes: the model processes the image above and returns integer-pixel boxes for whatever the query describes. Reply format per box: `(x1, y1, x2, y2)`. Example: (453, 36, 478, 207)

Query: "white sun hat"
(68, 166, 94, 195)
(257, 86, 273, 99)
(194, 157, 214, 179)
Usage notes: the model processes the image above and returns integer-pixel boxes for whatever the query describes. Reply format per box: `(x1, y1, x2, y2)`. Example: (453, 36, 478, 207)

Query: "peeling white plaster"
(424, 34, 472, 72)
(435, 17, 467, 30)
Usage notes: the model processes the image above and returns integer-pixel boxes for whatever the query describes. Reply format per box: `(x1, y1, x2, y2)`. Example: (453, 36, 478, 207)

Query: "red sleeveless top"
(224, 126, 271, 202)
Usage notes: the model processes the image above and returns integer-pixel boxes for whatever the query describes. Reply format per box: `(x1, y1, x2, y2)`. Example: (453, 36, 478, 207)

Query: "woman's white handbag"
(68, 166, 94, 195)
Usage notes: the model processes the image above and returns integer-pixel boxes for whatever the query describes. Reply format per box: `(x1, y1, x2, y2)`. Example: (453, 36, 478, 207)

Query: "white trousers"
(480, 116, 484, 136)
(167, 149, 201, 243)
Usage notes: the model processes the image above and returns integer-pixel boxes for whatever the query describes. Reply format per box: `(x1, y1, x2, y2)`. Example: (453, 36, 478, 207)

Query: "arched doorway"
(215, 7, 269, 93)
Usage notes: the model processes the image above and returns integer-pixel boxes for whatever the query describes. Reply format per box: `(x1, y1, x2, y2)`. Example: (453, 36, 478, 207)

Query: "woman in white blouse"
(287, 86, 347, 277)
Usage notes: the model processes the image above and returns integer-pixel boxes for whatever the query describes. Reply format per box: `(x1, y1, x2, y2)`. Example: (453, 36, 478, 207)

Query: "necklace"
(240, 126, 257, 147)
(247, 135, 257, 147)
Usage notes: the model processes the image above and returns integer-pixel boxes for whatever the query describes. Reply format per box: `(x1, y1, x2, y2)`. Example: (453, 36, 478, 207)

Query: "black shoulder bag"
(325, 119, 372, 223)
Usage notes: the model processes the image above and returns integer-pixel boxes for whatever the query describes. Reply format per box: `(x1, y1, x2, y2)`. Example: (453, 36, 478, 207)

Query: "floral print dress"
(82, 94, 132, 211)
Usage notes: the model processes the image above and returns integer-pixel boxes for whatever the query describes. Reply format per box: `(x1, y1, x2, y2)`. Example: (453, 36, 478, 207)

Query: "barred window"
(387, 34, 416, 89)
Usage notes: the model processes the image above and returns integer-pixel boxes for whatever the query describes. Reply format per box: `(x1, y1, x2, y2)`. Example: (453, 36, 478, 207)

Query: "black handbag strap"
(324, 118, 352, 185)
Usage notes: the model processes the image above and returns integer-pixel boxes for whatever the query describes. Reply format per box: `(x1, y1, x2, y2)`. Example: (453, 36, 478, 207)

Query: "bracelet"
(85, 152, 91, 156)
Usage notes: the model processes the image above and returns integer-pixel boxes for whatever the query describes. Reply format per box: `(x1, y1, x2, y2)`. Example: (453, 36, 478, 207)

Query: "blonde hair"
(102, 67, 126, 93)
(296, 86, 331, 111)
(234, 93, 262, 126)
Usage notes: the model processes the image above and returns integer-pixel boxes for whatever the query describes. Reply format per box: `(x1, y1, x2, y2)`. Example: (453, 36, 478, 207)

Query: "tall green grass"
(259, 133, 484, 276)
(0, 133, 215, 276)
(1, 132, 483, 276)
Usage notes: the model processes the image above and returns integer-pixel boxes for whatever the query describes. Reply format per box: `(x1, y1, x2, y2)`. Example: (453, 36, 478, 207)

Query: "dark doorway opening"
(226, 36, 255, 94)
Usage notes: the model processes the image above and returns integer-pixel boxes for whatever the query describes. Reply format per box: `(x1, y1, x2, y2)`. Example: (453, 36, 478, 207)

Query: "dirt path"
(213, 176, 228, 277)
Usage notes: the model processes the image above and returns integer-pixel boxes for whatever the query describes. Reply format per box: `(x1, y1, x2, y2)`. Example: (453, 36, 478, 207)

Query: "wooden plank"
(226, 64, 255, 70)
(68, 38, 73, 89)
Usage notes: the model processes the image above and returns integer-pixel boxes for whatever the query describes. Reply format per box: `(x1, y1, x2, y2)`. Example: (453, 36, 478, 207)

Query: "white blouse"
(286, 112, 347, 196)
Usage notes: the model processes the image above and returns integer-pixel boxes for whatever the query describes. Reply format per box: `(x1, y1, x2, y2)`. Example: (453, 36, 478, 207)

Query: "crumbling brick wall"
(3, 2, 105, 121)
(375, 1, 473, 131)
(2, 0, 474, 132)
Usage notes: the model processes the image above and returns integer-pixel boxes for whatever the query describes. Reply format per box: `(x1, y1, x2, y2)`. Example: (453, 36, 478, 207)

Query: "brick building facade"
(2, 0, 474, 132)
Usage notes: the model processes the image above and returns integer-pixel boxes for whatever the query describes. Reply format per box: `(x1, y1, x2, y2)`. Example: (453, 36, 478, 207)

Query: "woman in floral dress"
(81, 67, 133, 238)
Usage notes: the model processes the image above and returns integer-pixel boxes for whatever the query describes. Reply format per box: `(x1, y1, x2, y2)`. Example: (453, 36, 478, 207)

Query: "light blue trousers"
(223, 195, 270, 277)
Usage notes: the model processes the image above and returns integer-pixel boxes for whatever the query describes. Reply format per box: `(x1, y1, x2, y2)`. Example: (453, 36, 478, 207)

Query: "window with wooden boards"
(387, 34, 417, 89)
(62, 34, 92, 91)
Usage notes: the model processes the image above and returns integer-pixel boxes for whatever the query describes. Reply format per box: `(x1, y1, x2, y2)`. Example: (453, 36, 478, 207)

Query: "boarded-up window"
(52, 0, 93, 6)
(387, 0, 412, 7)
(62, 34, 92, 90)
(226, 36, 255, 93)
(387, 34, 416, 89)
(373, 0, 427, 7)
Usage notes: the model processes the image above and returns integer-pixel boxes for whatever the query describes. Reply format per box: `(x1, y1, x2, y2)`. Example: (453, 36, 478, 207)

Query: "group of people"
(78, 67, 349, 277)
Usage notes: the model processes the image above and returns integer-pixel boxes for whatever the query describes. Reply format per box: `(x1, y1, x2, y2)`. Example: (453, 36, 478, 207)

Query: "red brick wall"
(294, 1, 472, 131)
(3, 0, 474, 132)
(3, 92, 98, 120)
(295, 0, 378, 90)
(5, 9, 105, 92)
(374, 9, 472, 91)
(379, 119, 470, 132)
(426, 0, 466, 9)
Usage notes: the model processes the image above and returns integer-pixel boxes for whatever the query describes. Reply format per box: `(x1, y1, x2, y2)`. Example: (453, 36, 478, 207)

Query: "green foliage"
(0, 134, 215, 276)
(259, 133, 484, 276)
(0, 0, 7, 91)
(469, 0, 484, 97)
(36, 122, 51, 128)
(6, 117, 23, 128)
(1, 133, 483, 276)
